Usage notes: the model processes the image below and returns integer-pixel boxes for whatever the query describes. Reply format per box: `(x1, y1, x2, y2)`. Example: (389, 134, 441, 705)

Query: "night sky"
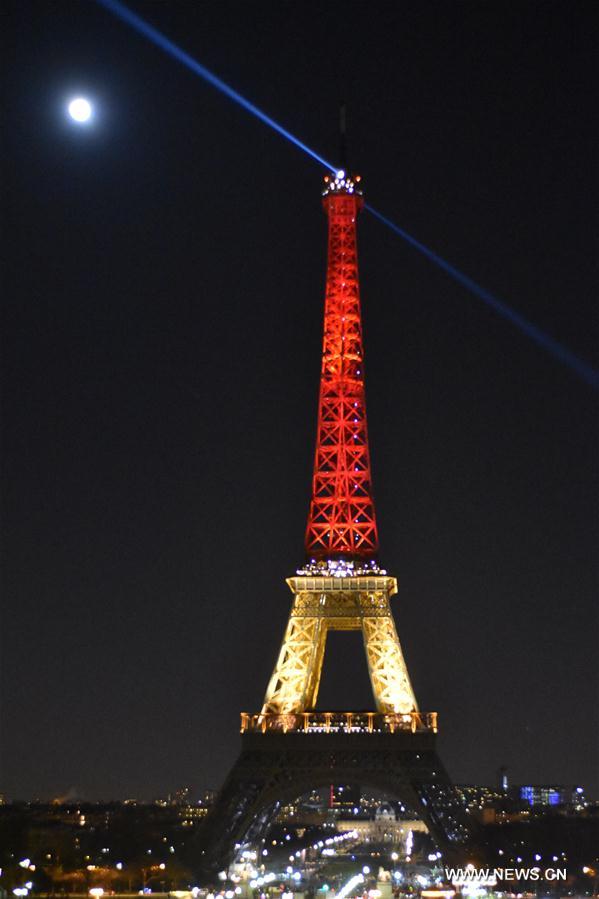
(3, 1, 597, 802)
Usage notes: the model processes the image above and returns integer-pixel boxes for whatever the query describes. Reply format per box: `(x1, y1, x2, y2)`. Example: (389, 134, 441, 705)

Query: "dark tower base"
(194, 730, 478, 879)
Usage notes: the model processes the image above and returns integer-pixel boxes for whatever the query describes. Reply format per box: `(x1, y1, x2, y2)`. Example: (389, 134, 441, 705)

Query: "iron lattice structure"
(305, 173, 378, 559)
(260, 574, 418, 716)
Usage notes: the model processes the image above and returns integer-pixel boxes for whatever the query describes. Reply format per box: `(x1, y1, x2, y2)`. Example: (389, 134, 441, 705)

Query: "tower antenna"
(339, 102, 348, 170)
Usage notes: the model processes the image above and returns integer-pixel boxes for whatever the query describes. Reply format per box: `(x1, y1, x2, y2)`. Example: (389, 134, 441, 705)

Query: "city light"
(336, 873, 365, 899)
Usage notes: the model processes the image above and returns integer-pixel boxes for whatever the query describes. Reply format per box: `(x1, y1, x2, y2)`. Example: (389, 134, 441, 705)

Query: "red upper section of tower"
(304, 171, 379, 560)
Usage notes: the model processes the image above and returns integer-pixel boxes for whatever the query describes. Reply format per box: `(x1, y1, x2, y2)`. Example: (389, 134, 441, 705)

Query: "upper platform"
(291, 558, 396, 599)
(322, 169, 363, 197)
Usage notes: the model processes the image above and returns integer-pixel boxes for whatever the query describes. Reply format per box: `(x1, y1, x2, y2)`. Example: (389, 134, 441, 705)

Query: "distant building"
(497, 766, 509, 792)
(516, 785, 586, 808)
(335, 816, 428, 849)
(455, 784, 504, 811)
(169, 787, 190, 805)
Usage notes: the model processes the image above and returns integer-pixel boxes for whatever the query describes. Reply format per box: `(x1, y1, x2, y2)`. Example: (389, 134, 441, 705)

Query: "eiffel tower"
(196, 169, 475, 875)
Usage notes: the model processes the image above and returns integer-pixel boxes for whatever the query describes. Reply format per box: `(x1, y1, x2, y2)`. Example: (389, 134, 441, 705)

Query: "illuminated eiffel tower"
(197, 170, 475, 875)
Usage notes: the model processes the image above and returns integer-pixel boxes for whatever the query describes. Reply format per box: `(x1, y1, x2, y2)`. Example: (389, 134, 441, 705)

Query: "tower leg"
(362, 615, 417, 714)
(261, 616, 326, 714)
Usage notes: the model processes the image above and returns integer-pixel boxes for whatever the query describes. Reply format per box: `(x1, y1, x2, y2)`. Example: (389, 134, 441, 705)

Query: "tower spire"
(304, 169, 379, 562)
(338, 103, 348, 170)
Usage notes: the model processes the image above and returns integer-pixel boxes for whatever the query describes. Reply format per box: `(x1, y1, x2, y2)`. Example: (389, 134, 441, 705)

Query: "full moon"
(68, 97, 92, 123)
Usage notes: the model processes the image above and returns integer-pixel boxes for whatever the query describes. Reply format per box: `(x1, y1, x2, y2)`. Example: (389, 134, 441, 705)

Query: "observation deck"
(322, 169, 363, 197)
(240, 710, 438, 735)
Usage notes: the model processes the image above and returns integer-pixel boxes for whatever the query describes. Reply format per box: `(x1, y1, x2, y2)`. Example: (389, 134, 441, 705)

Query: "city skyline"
(3, 0, 598, 803)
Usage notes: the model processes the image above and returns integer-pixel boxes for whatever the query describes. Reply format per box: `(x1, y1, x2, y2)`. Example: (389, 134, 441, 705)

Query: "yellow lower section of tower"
(261, 574, 417, 716)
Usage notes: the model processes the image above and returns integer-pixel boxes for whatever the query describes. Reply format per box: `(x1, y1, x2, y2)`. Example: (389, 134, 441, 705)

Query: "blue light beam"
(93, 0, 598, 391)
(93, 0, 335, 171)
(366, 205, 599, 390)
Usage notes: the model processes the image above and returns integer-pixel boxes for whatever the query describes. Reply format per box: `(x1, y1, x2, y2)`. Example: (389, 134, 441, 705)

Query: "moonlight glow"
(68, 97, 92, 123)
